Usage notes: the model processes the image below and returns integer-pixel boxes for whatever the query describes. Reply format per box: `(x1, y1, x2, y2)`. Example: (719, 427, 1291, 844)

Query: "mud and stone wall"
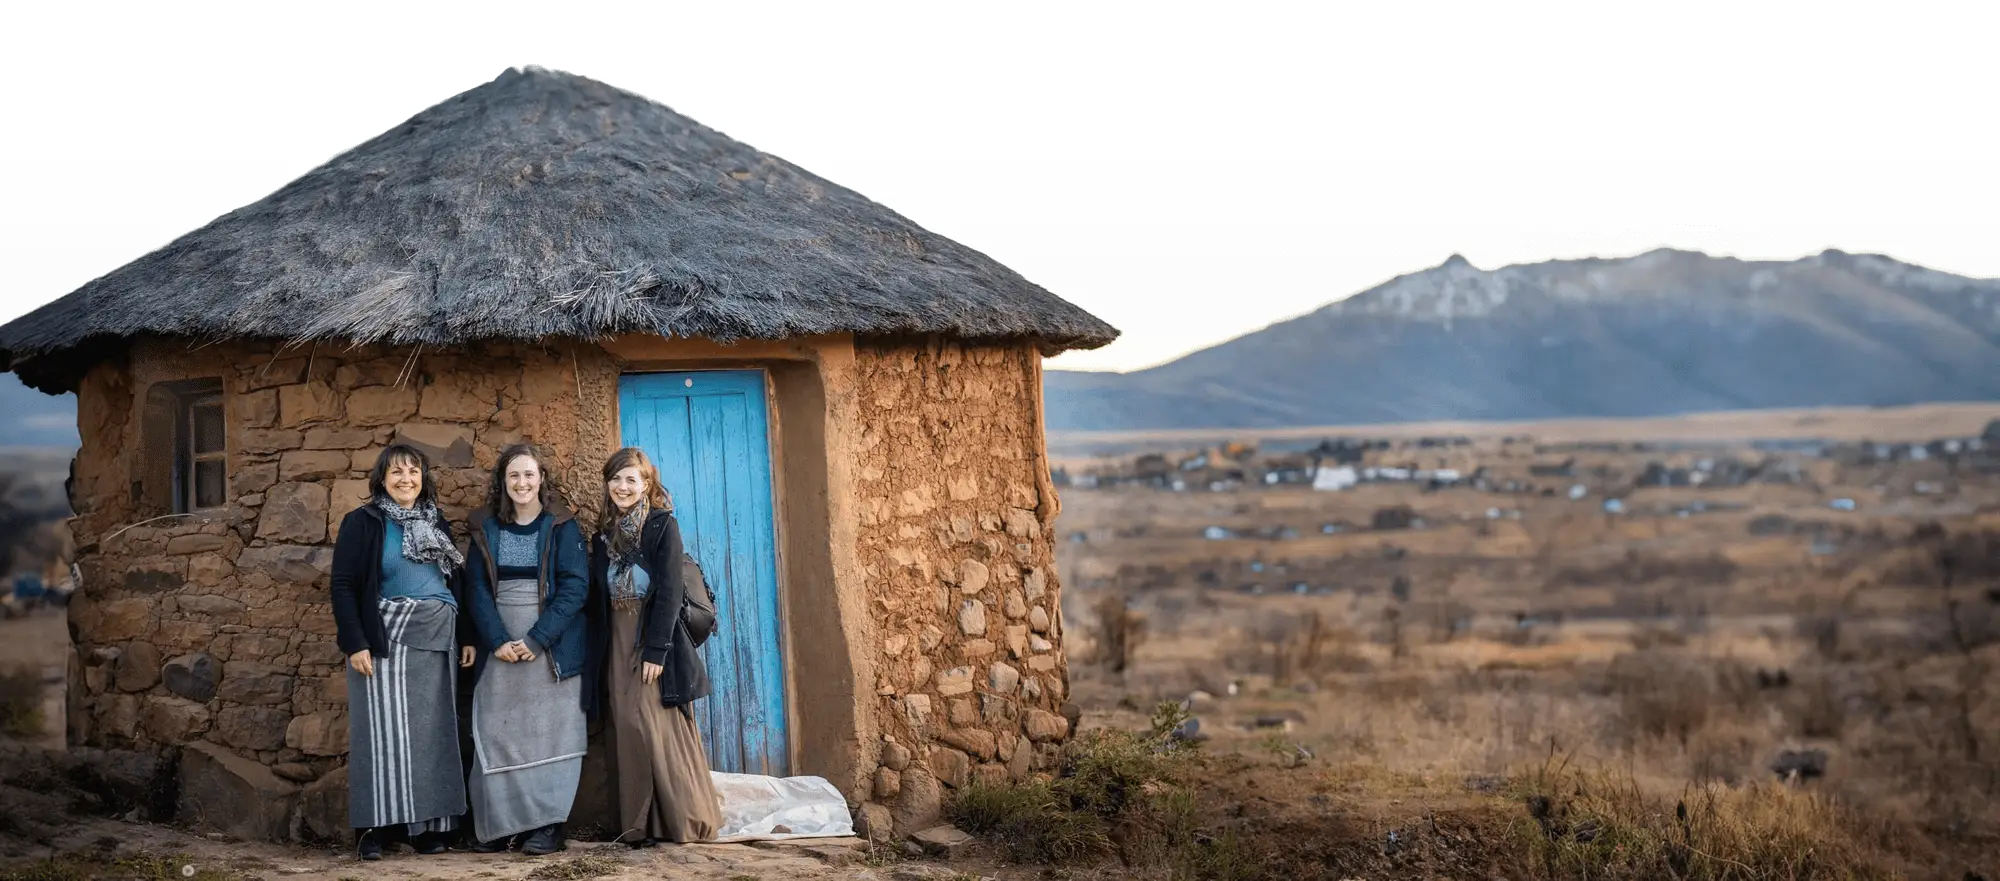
(66, 336, 620, 837)
(60, 332, 1069, 841)
(843, 339, 1071, 837)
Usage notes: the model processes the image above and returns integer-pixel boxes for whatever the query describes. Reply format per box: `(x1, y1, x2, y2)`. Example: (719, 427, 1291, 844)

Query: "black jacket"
(329, 503, 473, 658)
(588, 509, 710, 712)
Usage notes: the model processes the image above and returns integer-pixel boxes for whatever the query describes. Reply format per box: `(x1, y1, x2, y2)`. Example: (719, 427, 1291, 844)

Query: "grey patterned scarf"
(374, 496, 464, 575)
(606, 501, 649, 602)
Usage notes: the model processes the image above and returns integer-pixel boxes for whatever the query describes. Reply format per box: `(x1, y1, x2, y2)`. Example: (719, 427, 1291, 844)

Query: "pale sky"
(4, 1, 1997, 373)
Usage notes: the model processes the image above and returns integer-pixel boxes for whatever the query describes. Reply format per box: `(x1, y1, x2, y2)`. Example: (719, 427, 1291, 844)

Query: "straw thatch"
(0, 67, 1117, 391)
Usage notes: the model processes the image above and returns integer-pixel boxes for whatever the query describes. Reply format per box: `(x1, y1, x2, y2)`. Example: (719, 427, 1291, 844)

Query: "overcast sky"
(4, 1, 1996, 372)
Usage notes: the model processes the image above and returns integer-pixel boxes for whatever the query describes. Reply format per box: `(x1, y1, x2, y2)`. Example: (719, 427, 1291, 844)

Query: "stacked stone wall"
(844, 339, 1070, 835)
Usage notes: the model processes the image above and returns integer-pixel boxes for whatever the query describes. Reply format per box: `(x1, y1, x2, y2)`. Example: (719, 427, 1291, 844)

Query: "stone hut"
(0, 67, 1116, 841)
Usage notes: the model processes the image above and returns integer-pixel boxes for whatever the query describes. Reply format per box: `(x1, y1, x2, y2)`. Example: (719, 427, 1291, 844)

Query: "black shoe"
(521, 824, 565, 856)
(627, 836, 659, 849)
(356, 830, 383, 861)
(411, 831, 449, 855)
(466, 835, 511, 853)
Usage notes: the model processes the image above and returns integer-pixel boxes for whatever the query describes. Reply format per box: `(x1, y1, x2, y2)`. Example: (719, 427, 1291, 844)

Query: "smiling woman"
(461, 443, 591, 856)
(328, 444, 473, 860)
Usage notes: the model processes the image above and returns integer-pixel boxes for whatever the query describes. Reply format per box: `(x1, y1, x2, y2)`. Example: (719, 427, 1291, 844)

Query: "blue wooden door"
(618, 370, 789, 775)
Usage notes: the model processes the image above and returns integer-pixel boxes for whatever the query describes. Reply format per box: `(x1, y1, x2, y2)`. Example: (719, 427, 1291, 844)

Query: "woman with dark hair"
(589, 447, 722, 845)
(329, 445, 473, 860)
(461, 444, 590, 855)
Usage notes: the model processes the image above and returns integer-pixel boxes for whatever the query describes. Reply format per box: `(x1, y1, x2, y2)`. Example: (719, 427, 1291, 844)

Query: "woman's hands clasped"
(493, 640, 537, 663)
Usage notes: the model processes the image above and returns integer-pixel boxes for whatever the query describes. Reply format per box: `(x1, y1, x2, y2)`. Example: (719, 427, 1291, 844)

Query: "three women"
(328, 444, 721, 860)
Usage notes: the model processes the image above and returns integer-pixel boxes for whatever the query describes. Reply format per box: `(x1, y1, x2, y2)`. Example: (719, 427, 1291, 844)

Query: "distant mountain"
(1044, 249, 2000, 432)
(0, 373, 75, 449)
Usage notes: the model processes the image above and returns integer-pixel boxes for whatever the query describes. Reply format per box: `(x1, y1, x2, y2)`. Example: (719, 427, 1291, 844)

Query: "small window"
(180, 389, 226, 511)
(145, 379, 225, 514)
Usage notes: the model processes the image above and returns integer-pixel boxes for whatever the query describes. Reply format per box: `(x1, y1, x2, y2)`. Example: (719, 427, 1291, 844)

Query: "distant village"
(1054, 420, 2000, 531)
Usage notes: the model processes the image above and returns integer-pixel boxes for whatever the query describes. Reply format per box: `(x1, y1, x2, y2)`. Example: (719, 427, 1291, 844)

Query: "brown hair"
(367, 444, 438, 507)
(598, 446, 670, 538)
(486, 443, 564, 523)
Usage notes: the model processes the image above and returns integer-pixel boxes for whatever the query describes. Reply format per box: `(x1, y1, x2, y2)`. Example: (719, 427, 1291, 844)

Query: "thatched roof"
(0, 67, 1117, 392)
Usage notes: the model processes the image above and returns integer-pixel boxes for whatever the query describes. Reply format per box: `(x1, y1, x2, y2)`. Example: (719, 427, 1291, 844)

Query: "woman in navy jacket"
(460, 444, 590, 856)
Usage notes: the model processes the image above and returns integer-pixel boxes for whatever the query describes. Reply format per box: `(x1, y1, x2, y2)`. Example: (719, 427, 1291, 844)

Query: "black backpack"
(679, 551, 719, 648)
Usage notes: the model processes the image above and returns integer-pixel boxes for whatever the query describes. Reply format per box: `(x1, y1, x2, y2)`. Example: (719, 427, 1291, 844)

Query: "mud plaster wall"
(846, 338, 1072, 836)
(64, 336, 620, 828)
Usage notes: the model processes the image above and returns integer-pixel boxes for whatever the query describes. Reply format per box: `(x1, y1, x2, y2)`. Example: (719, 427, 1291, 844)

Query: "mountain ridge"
(1044, 249, 2000, 432)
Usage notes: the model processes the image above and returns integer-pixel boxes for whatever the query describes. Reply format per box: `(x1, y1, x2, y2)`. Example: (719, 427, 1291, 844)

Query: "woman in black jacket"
(329, 445, 474, 860)
(589, 446, 722, 845)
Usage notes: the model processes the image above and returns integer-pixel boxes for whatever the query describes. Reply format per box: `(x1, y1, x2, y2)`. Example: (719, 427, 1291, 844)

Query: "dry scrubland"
(1023, 407, 2000, 879)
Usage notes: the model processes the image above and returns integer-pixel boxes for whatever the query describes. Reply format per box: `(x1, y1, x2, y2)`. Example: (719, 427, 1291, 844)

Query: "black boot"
(521, 824, 566, 856)
(465, 834, 511, 853)
(411, 830, 449, 855)
(356, 828, 383, 861)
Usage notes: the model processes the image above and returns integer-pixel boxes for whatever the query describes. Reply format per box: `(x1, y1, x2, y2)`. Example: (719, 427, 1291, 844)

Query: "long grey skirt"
(347, 597, 466, 833)
(469, 579, 587, 842)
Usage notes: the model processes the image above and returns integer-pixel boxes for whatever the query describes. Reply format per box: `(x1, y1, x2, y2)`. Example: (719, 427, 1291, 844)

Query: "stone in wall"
(256, 482, 329, 543)
(218, 662, 296, 706)
(299, 425, 373, 453)
(113, 642, 161, 692)
(393, 423, 475, 468)
(216, 706, 291, 751)
(1026, 709, 1069, 743)
(279, 383, 341, 427)
(929, 747, 969, 789)
(141, 696, 211, 744)
(284, 711, 347, 756)
(279, 450, 348, 481)
(298, 766, 349, 841)
(345, 385, 419, 426)
(163, 653, 221, 702)
(235, 546, 333, 587)
(178, 742, 299, 842)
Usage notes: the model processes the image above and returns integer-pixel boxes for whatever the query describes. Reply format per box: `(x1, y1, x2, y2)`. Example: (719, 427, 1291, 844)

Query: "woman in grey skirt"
(329, 445, 474, 861)
(462, 444, 590, 855)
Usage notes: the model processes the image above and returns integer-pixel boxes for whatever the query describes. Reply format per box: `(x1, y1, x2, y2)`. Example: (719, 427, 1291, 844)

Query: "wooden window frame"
(172, 383, 226, 513)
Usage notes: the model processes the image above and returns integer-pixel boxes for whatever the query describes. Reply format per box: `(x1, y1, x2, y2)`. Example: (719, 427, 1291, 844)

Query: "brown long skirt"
(607, 603, 723, 843)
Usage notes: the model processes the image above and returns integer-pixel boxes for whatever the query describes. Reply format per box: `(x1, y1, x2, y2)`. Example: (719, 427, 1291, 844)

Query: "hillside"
(1044, 249, 2000, 432)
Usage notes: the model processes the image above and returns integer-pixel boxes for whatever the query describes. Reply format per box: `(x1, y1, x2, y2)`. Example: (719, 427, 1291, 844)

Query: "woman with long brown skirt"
(587, 447, 723, 845)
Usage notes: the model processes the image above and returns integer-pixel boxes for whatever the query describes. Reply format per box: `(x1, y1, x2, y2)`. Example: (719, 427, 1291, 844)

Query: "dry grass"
(524, 855, 622, 881)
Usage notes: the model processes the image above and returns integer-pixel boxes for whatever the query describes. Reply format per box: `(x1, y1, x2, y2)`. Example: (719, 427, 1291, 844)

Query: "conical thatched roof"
(0, 67, 1117, 392)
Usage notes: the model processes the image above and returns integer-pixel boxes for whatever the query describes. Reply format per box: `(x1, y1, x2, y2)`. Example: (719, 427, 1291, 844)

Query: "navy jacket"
(328, 503, 473, 658)
(463, 507, 590, 688)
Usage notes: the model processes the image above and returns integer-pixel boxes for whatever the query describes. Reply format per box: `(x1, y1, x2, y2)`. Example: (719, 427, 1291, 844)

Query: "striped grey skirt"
(347, 597, 467, 833)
